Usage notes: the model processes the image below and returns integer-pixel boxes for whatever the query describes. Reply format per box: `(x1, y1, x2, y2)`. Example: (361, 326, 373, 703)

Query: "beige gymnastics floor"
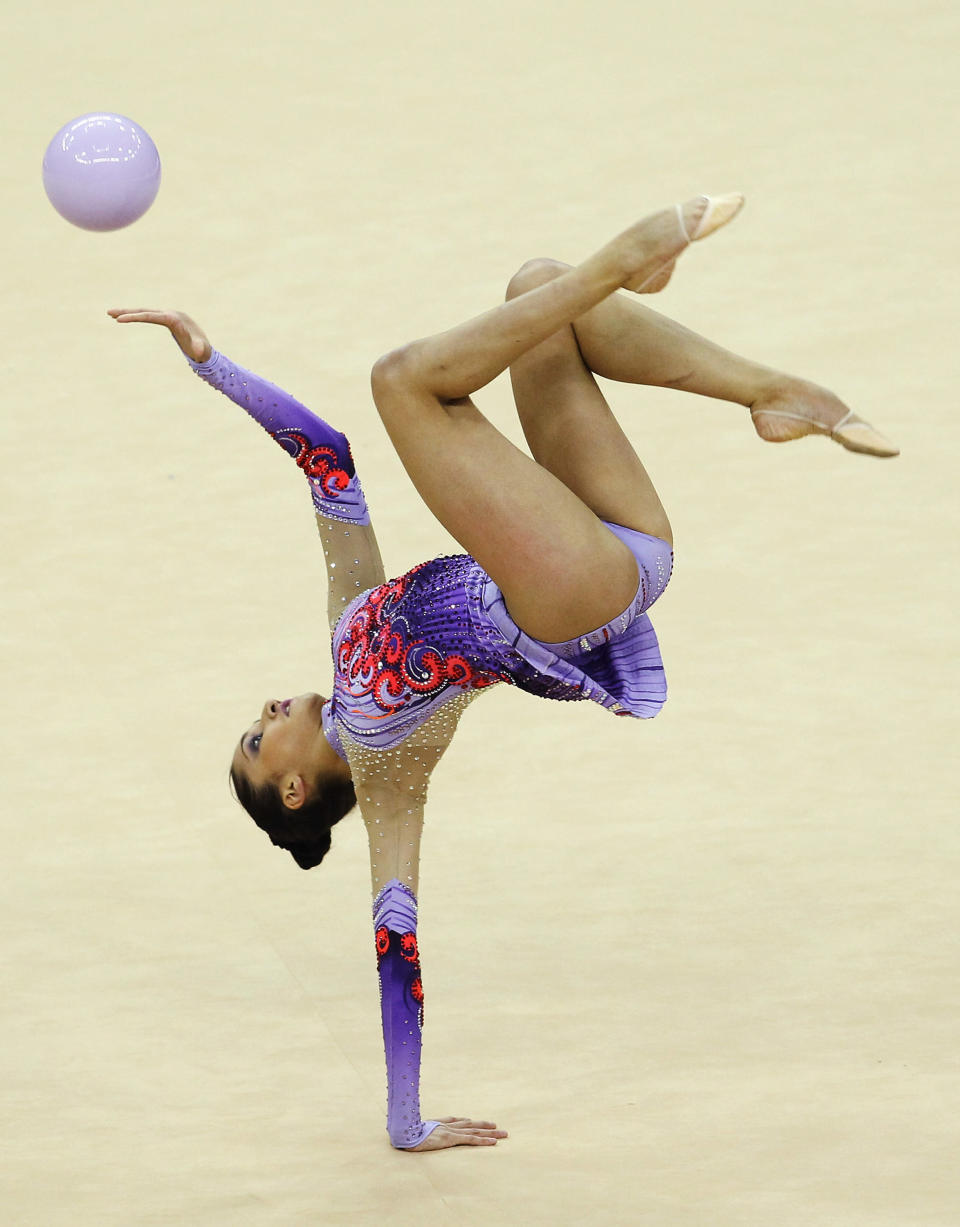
(2, 2, 957, 1224)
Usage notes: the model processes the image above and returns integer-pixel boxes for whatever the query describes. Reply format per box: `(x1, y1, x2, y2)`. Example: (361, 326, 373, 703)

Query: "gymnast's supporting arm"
(344, 725, 507, 1152)
(106, 307, 386, 627)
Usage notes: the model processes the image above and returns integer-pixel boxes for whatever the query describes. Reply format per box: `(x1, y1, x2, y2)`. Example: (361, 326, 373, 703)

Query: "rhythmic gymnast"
(109, 194, 898, 1152)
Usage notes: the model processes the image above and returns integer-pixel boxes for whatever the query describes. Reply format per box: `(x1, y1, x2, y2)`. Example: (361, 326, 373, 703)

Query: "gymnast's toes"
(749, 380, 900, 457)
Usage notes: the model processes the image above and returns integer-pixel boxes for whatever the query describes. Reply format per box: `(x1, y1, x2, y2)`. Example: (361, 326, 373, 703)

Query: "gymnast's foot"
(622, 193, 745, 294)
(749, 379, 900, 457)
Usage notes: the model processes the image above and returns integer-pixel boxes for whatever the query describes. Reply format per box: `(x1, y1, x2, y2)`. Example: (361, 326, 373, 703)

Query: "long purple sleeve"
(188, 349, 370, 525)
(373, 879, 440, 1149)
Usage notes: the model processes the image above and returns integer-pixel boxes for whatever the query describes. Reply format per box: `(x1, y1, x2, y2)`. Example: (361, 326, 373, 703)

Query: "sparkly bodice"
(325, 554, 506, 753)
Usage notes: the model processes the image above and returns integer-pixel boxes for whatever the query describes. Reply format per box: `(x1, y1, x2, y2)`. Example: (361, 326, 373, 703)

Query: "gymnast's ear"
(281, 774, 308, 811)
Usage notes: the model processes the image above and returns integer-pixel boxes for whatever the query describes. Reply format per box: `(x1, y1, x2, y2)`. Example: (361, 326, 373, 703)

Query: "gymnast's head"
(229, 693, 356, 870)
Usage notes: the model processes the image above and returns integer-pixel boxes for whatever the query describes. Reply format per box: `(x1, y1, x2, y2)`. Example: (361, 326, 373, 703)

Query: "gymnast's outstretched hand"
(107, 307, 212, 363)
(410, 1116, 508, 1151)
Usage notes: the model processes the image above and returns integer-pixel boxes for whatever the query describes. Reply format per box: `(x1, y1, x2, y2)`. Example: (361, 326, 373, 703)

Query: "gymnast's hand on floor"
(107, 307, 212, 363)
(410, 1117, 508, 1151)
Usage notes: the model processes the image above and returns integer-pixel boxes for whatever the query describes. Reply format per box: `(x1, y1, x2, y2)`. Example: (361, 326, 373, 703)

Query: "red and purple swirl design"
(274, 428, 353, 501)
(336, 564, 498, 716)
(375, 926, 425, 1025)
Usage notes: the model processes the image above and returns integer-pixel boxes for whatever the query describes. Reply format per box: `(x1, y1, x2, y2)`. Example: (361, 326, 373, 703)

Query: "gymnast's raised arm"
(106, 307, 386, 629)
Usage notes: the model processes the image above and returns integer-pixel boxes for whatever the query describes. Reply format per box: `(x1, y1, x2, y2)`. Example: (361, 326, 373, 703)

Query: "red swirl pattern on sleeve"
(273, 429, 353, 501)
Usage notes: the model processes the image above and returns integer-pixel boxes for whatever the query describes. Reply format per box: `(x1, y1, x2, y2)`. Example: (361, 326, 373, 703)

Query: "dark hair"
(229, 767, 357, 870)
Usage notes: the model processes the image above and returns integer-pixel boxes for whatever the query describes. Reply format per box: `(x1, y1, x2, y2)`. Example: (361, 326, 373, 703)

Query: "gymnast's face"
(232, 692, 329, 806)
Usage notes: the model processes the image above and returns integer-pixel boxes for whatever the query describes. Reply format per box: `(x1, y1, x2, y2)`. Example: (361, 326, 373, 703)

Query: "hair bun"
(230, 765, 357, 871)
(287, 830, 333, 871)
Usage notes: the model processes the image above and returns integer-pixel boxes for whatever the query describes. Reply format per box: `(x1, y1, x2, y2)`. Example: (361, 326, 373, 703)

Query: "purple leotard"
(322, 531, 672, 754)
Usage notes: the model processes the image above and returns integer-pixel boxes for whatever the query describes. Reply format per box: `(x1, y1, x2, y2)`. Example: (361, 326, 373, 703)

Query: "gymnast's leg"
(370, 195, 732, 643)
(507, 259, 898, 469)
(503, 258, 677, 544)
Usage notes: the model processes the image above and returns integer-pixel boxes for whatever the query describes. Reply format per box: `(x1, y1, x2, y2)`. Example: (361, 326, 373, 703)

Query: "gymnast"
(109, 194, 898, 1152)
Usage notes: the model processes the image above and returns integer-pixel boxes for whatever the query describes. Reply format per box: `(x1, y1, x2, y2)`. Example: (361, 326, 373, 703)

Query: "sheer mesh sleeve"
(315, 518, 386, 633)
(341, 692, 478, 893)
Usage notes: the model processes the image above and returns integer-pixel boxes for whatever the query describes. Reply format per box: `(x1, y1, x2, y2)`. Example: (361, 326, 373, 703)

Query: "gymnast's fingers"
(107, 308, 173, 323)
(410, 1118, 508, 1151)
(107, 308, 212, 362)
(441, 1117, 504, 1133)
(410, 1129, 496, 1151)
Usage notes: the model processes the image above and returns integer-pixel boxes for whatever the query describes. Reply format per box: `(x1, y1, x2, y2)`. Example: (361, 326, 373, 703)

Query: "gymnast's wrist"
(186, 347, 220, 374)
(390, 1119, 441, 1149)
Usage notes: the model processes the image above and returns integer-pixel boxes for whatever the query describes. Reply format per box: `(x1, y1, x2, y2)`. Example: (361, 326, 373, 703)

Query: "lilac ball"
(42, 113, 161, 232)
